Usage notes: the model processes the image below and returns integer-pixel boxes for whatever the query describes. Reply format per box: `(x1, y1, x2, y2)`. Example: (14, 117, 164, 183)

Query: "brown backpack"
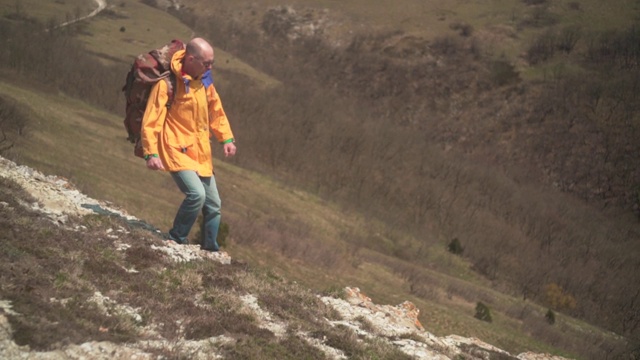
(121, 40, 184, 158)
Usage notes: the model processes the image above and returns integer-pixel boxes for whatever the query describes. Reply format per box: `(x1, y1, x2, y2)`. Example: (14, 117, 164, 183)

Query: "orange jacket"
(141, 49, 234, 176)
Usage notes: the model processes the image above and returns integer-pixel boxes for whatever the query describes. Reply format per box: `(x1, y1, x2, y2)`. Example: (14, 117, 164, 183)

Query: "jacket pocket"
(162, 128, 197, 168)
(169, 142, 196, 160)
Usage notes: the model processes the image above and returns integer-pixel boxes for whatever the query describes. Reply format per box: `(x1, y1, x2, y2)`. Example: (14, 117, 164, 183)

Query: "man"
(141, 37, 236, 252)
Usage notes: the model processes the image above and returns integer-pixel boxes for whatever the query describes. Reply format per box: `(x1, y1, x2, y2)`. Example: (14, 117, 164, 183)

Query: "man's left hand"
(223, 142, 236, 157)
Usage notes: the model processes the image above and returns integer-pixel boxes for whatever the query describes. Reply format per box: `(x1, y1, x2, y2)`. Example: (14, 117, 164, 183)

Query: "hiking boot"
(200, 246, 219, 252)
(162, 232, 187, 245)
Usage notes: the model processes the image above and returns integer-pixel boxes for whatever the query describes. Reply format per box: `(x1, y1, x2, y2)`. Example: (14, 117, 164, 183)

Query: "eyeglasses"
(195, 56, 214, 68)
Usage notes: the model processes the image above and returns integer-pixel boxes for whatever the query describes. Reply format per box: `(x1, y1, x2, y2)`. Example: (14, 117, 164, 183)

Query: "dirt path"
(57, 0, 106, 28)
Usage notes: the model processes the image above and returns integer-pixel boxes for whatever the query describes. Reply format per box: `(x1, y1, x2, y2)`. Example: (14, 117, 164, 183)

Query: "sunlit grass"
(78, 0, 280, 87)
(76, 0, 193, 63)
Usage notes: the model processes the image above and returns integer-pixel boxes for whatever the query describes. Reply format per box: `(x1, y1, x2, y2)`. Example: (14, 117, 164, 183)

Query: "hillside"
(0, 0, 638, 359)
(173, 0, 640, 344)
(0, 155, 572, 360)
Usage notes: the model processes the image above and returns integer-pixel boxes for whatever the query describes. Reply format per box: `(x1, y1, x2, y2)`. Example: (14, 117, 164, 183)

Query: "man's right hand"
(146, 157, 165, 171)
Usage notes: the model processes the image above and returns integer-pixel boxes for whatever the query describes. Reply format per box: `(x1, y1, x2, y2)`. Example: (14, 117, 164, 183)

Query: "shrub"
(545, 309, 556, 325)
(490, 59, 520, 86)
(140, 0, 157, 7)
(520, 6, 558, 28)
(431, 35, 461, 56)
(450, 22, 473, 37)
(474, 302, 492, 323)
(557, 26, 582, 53)
(585, 26, 640, 68)
(192, 219, 229, 248)
(526, 30, 557, 64)
(447, 238, 464, 255)
(217, 221, 230, 248)
(544, 283, 577, 311)
(0, 95, 29, 154)
(322, 285, 347, 299)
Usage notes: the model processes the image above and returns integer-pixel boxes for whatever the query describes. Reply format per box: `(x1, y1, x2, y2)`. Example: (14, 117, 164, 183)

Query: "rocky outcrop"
(262, 6, 333, 41)
(322, 287, 572, 360)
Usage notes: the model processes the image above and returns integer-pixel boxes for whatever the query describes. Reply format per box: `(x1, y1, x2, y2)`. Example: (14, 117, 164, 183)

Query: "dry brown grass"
(1, 2, 639, 359)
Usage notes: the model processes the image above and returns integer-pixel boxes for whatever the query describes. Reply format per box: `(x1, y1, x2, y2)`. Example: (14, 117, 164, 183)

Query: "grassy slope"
(0, 68, 576, 357)
(0, 0, 279, 87)
(77, 0, 280, 88)
(1, 0, 635, 358)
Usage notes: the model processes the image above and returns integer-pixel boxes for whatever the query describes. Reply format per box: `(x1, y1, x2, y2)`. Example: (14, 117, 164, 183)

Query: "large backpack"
(122, 40, 184, 158)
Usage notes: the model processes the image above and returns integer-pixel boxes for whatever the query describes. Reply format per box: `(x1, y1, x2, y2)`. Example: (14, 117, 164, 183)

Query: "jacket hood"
(171, 49, 213, 93)
(171, 49, 186, 78)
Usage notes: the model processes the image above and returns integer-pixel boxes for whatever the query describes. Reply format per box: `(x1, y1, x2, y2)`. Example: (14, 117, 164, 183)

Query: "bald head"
(183, 37, 214, 78)
(186, 37, 214, 59)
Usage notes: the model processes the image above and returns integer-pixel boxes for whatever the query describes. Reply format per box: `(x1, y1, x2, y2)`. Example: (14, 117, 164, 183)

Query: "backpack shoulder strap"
(165, 72, 177, 109)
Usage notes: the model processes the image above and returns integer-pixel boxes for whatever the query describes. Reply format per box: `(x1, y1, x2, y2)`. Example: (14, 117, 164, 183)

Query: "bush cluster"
(526, 26, 581, 64)
(545, 309, 555, 325)
(474, 302, 492, 323)
(447, 238, 464, 255)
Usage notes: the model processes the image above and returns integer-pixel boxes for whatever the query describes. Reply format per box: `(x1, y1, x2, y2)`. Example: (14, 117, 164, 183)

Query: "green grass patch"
(77, 0, 193, 63)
